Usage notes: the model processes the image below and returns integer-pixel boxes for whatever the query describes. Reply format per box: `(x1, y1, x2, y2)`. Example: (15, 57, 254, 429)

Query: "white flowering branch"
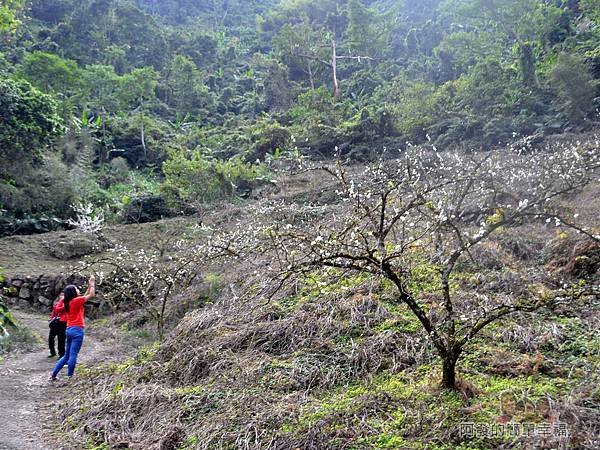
(78, 238, 203, 340)
(66, 202, 105, 233)
(217, 141, 599, 389)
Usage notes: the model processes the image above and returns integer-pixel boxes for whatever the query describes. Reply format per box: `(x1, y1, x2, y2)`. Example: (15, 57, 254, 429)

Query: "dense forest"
(1, 0, 599, 224)
(1, 2, 600, 449)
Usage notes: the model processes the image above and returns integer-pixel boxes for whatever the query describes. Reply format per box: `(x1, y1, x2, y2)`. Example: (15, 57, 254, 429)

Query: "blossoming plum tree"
(82, 232, 202, 340)
(253, 143, 599, 389)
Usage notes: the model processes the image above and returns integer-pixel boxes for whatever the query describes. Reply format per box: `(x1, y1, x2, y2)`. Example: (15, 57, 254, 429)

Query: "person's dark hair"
(63, 285, 78, 313)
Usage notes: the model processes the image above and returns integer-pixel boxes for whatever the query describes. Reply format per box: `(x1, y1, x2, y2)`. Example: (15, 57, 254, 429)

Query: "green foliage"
(65, 0, 167, 69)
(549, 53, 597, 126)
(280, 360, 582, 449)
(165, 54, 213, 114)
(80, 64, 122, 115)
(426, 60, 547, 146)
(91, 168, 161, 221)
(0, 274, 38, 352)
(161, 148, 268, 207)
(408, 257, 443, 295)
(18, 51, 81, 95)
(203, 273, 225, 299)
(1, 0, 599, 220)
(0, 78, 64, 182)
(435, 31, 493, 78)
(159, 151, 213, 204)
(346, 0, 396, 58)
(262, 0, 339, 31)
(119, 67, 159, 109)
(287, 87, 361, 152)
(0, 268, 16, 338)
(376, 75, 438, 140)
(289, 87, 330, 122)
(0, 323, 39, 354)
(581, 0, 600, 21)
(485, 209, 505, 227)
(272, 22, 328, 88)
(107, 111, 172, 166)
(248, 117, 292, 159)
(0, 0, 22, 32)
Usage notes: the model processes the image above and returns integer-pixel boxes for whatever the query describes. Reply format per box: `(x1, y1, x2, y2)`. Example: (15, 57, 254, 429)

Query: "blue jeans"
(52, 326, 84, 378)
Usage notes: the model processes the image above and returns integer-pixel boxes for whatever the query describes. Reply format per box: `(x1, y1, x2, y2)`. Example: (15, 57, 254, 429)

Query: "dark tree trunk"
(519, 43, 538, 88)
(441, 352, 459, 389)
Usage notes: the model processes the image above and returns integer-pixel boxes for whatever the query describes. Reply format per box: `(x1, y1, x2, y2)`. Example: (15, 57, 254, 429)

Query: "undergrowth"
(55, 189, 600, 449)
(0, 322, 41, 357)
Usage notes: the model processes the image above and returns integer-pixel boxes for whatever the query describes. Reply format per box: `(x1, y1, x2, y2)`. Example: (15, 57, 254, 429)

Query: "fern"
(0, 268, 17, 338)
(0, 300, 17, 338)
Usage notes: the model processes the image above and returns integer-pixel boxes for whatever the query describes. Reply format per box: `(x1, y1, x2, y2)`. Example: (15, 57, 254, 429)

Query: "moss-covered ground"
(59, 233, 599, 449)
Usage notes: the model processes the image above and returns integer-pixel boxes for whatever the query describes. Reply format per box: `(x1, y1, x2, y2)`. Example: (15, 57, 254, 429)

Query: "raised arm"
(83, 274, 96, 301)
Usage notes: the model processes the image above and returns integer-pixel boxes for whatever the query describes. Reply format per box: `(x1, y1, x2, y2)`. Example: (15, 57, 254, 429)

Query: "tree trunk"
(140, 98, 147, 162)
(157, 316, 164, 341)
(519, 43, 538, 89)
(307, 61, 315, 91)
(331, 39, 340, 100)
(441, 351, 460, 389)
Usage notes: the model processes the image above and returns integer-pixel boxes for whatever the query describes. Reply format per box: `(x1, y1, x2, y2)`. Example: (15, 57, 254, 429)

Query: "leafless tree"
(82, 230, 203, 340)
(250, 144, 600, 389)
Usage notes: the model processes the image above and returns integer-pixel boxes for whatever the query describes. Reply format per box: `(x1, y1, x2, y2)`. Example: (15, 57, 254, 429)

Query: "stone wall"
(1, 273, 87, 312)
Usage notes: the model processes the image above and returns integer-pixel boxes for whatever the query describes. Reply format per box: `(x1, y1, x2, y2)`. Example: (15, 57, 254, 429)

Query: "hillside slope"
(30, 141, 598, 450)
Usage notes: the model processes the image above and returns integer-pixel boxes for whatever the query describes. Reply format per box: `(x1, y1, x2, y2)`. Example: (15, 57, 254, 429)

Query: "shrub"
(96, 157, 130, 188)
(0, 268, 16, 339)
(426, 61, 545, 147)
(215, 156, 269, 196)
(161, 149, 268, 208)
(287, 87, 359, 154)
(0, 152, 77, 217)
(66, 202, 105, 233)
(247, 118, 292, 161)
(549, 53, 597, 126)
(374, 75, 439, 141)
(0, 78, 64, 184)
(161, 149, 222, 206)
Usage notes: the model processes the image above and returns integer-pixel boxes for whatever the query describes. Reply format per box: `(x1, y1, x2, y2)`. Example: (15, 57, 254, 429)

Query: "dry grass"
(2, 145, 598, 449)
(58, 279, 441, 449)
(52, 163, 600, 448)
(59, 260, 600, 449)
(0, 217, 199, 277)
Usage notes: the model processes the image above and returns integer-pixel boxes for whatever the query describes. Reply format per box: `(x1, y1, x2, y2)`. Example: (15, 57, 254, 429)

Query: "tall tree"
(165, 54, 211, 114)
(273, 22, 324, 90)
(346, 0, 397, 58)
(80, 64, 122, 116)
(18, 51, 81, 95)
(120, 67, 159, 162)
(440, 0, 563, 88)
(0, 78, 63, 181)
(269, 0, 383, 99)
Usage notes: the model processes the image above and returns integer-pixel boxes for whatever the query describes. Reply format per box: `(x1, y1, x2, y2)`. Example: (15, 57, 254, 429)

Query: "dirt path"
(0, 311, 118, 450)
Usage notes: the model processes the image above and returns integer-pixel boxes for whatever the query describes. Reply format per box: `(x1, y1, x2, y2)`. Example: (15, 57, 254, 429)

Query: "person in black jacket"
(48, 292, 67, 358)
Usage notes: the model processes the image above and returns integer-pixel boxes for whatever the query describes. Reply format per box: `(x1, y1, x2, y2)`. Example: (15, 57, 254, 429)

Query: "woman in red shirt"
(48, 292, 67, 357)
(49, 274, 95, 380)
